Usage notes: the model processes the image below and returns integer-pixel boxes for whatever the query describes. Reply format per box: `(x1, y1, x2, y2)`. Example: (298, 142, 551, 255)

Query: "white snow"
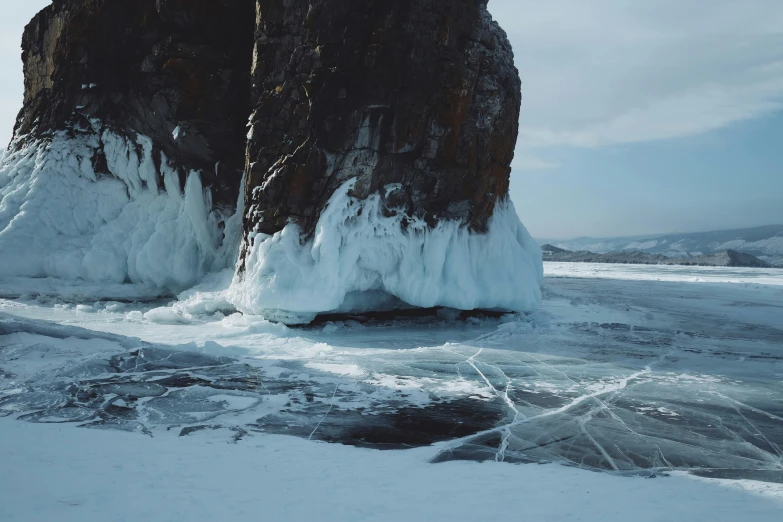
(229, 179, 543, 321)
(0, 126, 236, 295)
(2, 420, 781, 522)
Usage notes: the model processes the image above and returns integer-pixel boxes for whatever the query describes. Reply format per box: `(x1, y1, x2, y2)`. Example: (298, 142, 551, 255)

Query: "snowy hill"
(541, 225, 783, 267)
(541, 246, 771, 267)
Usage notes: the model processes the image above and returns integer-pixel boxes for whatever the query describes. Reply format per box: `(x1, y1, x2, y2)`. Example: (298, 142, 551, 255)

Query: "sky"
(0, 0, 781, 239)
(0, 0, 50, 149)
(490, 0, 783, 238)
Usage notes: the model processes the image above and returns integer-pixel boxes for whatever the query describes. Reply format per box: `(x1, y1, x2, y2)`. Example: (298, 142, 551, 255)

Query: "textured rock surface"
(15, 0, 255, 207)
(241, 0, 521, 263)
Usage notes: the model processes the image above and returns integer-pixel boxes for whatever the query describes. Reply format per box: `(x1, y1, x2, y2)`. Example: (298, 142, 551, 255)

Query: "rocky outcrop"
(16, 0, 255, 207)
(241, 0, 521, 265)
(724, 250, 772, 268)
(4, 0, 541, 317)
(16, 0, 520, 256)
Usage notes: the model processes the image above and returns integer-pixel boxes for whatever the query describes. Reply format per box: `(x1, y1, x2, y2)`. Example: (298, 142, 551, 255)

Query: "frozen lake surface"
(2, 263, 783, 520)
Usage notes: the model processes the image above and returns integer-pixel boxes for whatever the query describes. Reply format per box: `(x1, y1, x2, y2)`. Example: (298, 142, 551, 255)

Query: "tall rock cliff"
(241, 0, 521, 264)
(231, 0, 539, 320)
(0, 0, 256, 290)
(16, 0, 254, 207)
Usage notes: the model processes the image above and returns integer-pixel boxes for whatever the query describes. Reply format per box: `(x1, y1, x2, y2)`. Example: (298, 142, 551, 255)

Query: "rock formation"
(241, 0, 521, 264)
(17, 0, 255, 207)
(1, 0, 543, 319)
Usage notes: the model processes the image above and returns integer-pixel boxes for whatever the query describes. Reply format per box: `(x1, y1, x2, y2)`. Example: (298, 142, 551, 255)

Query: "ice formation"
(0, 125, 542, 321)
(0, 123, 237, 294)
(229, 179, 543, 321)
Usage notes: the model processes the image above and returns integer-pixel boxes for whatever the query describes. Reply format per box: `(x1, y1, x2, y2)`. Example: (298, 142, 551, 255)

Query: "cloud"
(488, 0, 783, 153)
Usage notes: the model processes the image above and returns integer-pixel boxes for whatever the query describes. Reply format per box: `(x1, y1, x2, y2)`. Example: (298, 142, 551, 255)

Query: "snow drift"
(228, 179, 543, 321)
(0, 123, 239, 294)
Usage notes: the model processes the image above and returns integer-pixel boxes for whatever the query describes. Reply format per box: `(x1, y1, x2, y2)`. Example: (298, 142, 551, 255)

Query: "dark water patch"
(248, 397, 507, 450)
(178, 424, 249, 443)
(310, 307, 511, 326)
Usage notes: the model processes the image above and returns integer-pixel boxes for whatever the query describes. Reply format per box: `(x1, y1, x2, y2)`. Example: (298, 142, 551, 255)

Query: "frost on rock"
(0, 125, 237, 294)
(229, 179, 543, 322)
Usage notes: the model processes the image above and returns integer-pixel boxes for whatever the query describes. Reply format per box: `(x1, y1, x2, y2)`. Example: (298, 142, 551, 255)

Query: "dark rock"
(540, 244, 568, 254)
(15, 0, 255, 207)
(179, 424, 219, 437)
(725, 250, 771, 268)
(240, 0, 521, 267)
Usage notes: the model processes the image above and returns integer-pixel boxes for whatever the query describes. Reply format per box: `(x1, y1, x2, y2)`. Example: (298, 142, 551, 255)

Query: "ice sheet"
(2, 264, 781, 483)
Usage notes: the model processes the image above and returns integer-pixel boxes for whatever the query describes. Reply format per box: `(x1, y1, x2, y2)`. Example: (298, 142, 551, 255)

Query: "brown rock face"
(14, 0, 522, 281)
(16, 0, 255, 207)
(241, 0, 521, 265)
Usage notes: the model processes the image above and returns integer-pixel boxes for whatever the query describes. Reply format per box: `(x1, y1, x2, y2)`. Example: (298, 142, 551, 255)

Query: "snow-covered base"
(230, 180, 543, 322)
(0, 126, 237, 295)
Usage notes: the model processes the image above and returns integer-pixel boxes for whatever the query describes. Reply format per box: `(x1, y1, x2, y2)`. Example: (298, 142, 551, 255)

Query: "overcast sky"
(0, 1, 48, 148)
(1, 0, 781, 238)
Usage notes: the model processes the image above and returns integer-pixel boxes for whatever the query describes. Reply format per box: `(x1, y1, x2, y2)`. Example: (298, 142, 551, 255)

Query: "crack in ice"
(308, 377, 343, 441)
(438, 366, 652, 458)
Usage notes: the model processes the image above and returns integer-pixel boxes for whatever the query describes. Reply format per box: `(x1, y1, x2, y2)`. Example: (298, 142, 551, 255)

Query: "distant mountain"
(539, 225, 783, 267)
(541, 245, 771, 268)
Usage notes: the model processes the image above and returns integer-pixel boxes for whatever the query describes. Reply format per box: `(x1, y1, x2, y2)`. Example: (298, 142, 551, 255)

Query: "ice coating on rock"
(0, 128, 237, 293)
(229, 179, 543, 321)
